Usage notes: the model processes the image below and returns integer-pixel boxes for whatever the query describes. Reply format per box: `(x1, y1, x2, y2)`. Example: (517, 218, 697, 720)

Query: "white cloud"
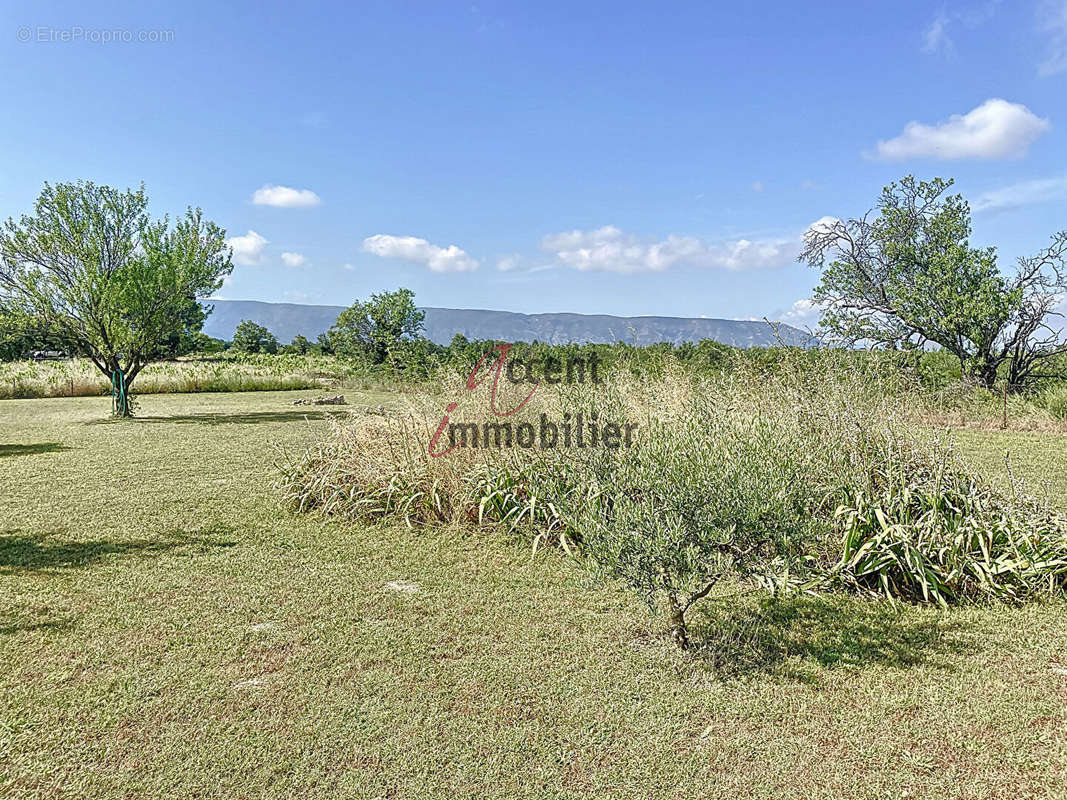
(1039, 0, 1067, 76)
(226, 230, 268, 266)
(251, 184, 322, 208)
(343, 263, 355, 271)
(496, 254, 521, 272)
(280, 251, 307, 267)
(973, 176, 1067, 212)
(922, 12, 953, 55)
(922, 2, 1001, 57)
(779, 298, 822, 329)
(806, 216, 841, 237)
(539, 225, 805, 274)
(873, 98, 1050, 161)
(361, 234, 479, 273)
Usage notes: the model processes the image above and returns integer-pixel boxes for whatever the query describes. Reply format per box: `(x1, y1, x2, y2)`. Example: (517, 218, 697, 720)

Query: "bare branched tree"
(801, 176, 1067, 388)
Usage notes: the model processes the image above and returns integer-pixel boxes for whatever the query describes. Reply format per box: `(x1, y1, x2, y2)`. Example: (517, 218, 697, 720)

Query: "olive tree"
(802, 176, 1067, 388)
(0, 181, 232, 415)
(576, 406, 811, 649)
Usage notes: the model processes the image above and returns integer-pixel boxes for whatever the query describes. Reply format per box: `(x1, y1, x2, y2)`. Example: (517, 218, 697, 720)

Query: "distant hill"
(201, 299, 814, 348)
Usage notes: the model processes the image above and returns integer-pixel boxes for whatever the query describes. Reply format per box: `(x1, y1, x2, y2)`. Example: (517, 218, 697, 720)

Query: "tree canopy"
(0, 180, 232, 414)
(801, 176, 1067, 387)
(231, 320, 279, 354)
(284, 334, 311, 355)
(326, 288, 425, 364)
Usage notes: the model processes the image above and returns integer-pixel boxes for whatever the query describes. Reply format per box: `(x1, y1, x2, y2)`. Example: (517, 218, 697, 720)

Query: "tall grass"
(280, 350, 1067, 632)
(0, 353, 376, 399)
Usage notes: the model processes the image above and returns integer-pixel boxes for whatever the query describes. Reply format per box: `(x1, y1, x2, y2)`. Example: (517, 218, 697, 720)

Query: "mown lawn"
(952, 427, 1067, 509)
(1, 391, 1065, 799)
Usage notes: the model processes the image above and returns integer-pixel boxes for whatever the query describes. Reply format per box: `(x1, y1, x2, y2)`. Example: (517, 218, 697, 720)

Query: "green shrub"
(829, 446, 1067, 605)
(570, 408, 816, 648)
(281, 350, 1067, 648)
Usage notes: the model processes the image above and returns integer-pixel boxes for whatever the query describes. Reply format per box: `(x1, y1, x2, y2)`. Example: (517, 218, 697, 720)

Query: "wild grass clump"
(276, 374, 592, 549)
(1036, 384, 1067, 421)
(830, 449, 1067, 605)
(280, 349, 1067, 647)
(278, 411, 466, 525)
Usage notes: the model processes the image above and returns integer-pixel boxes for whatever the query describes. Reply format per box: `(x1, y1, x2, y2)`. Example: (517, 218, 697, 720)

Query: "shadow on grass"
(0, 617, 75, 636)
(688, 592, 974, 678)
(0, 525, 238, 574)
(87, 410, 334, 426)
(0, 443, 71, 458)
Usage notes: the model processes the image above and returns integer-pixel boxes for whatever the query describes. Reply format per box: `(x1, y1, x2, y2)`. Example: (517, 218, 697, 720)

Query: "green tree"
(315, 331, 335, 355)
(284, 334, 311, 354)
(801, 176, 1067, 388)
(189, 332, 227, 354)
(158, 297, 212, 358)
(577, 407, 809, 649)
(0, 310, 65, 360)
(0, 181, 232, 415)
(0, 311, 23, 360)
(327, 288, 425, 363)
(231, 320, 279, 354)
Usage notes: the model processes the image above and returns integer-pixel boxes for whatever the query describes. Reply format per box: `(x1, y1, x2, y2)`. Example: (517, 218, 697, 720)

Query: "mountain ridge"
(201, 299, 813, 348)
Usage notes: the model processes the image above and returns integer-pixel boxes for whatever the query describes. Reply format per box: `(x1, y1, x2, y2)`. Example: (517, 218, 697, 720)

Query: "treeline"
(7, 287, 1062, 393)
(228, 315, 1061, 394)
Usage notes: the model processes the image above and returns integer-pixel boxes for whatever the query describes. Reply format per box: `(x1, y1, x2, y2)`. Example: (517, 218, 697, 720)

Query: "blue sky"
(1, 0, 1066, 327)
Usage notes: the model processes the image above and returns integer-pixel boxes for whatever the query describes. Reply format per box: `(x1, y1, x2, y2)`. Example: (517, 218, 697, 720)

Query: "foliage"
(283, 334, 312, 355)
(572, 402, 814, 648)
(6, 390, 1067, 797)
(7, 329, 1067, 433)
(0, 181, 232, 414)
(1038, 385, 1067, 421)
(325, 287, 425, 364)
(189, 332, 228, 353)
(158, 296, 213, 357)
(0, 310, 66, 360)
(231, 319, 279, 354)
(831, 452, 1067, 606)
(281, 348, 1067, 649)
(802, 175, 1067, 388)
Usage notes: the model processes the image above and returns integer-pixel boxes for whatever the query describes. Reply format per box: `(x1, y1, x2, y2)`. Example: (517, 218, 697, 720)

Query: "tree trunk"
(666, 593, 689, 650)
(114, 391, 134, 417)
(965, 358, 999, 390)
(111, 369, 135, 417)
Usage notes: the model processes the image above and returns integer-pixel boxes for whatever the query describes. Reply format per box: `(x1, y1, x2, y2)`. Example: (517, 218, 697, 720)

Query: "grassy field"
(1, 391, 1066, 798)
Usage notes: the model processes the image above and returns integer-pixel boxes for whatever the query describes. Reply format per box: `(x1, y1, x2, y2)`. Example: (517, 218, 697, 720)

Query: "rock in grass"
(383, 580, 419, 593)
(292, 395, 346, 406)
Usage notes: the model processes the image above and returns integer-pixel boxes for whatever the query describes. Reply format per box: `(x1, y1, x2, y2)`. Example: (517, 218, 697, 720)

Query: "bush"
(829, 445, 1067, 605)
(571, 403, 816, 647)
(280, 349, 1067, 648)
(231, 320, 279, 354)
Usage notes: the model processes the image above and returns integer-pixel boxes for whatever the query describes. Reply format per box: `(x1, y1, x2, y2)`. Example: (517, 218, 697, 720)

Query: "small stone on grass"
(383, 580, 419, 594)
